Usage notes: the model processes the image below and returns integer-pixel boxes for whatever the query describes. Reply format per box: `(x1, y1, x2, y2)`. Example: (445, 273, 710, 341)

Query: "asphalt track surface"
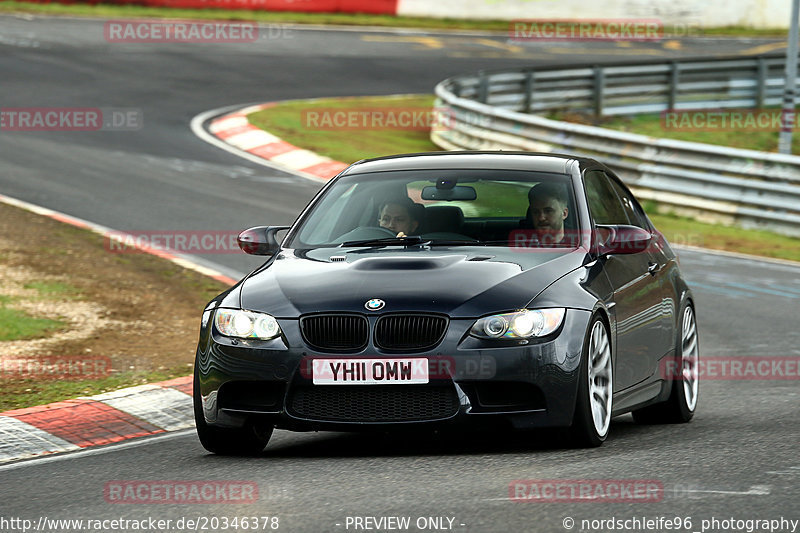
(1, 15, 799, 532)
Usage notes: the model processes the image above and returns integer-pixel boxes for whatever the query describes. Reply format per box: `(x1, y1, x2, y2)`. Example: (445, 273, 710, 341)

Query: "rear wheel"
(632, 304, 698, 424)
(570, 316, 613, 447)
(193, 359, 273, 455)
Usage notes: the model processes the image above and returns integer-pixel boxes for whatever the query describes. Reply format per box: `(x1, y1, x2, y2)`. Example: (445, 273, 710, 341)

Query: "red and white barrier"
(14, 0, 789, 28)
(28, 0, 398, 14)
(395, 0, 790, 29)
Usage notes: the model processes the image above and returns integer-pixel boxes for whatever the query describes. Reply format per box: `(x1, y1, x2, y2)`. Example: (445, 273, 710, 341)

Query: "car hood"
(238, 248, 588, 318)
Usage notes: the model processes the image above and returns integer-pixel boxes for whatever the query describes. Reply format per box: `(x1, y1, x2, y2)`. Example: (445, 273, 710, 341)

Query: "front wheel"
(570, 316, 613, 447)
(632, 303, 698, 424)
(193, 360, 273, 455)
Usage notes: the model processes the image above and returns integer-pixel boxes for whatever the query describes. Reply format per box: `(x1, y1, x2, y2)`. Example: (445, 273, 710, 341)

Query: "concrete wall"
(397, 0, 791, 29)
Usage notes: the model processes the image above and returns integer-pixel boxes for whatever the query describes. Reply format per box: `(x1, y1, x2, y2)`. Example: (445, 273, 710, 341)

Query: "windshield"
(285, 169, 579, 249)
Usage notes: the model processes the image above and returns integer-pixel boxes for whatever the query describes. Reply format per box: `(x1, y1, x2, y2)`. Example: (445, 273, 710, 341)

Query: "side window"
(583, 170, 629, 225)
(606, 174, 650, 230)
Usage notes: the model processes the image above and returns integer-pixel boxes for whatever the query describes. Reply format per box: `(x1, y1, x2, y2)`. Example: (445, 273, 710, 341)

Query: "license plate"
(312, 358, 428, 385)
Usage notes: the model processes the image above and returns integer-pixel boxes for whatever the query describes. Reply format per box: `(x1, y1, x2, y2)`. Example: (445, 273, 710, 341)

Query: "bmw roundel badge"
(365, 298, 385, 311)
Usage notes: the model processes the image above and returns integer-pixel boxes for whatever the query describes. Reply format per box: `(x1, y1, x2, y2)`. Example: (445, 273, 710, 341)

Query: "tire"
(632, 303, 699, 424)
(193, 359, 273, 455)
(570, 316, 613, 447)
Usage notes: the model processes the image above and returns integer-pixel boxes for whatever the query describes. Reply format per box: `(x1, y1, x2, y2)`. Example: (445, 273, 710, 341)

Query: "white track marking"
(0, 418, 79, 463)
(189, 105, 325, 183)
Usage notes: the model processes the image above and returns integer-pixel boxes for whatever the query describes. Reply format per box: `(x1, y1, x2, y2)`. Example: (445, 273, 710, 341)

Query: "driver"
(378, 198, 421, 237)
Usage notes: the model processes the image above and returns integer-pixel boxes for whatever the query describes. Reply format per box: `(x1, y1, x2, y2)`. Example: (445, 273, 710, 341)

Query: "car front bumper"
(195, 309, 592, 432)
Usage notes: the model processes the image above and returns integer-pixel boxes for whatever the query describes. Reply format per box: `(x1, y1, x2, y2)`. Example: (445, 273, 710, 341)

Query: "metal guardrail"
(432, 55, 800, 237)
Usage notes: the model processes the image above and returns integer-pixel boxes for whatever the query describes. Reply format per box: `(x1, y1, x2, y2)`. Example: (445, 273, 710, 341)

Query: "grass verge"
(0, 2, 790, 36)
(0, 366, 191, 412)
(0, 201, 231, 410)
(647, 211, 800, 262)
(248, 94, 800, 262)
(248, 94, 440, 164)
(548, 110, 800, 154)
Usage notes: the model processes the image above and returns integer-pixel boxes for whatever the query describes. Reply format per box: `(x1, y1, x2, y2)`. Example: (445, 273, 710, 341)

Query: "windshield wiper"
(339, 238, 514, 248)
(426, 239, 508, 246)
(340, 236, 430, 248)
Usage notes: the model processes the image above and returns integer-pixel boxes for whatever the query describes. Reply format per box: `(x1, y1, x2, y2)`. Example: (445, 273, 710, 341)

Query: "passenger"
(526, 183, 571, 245)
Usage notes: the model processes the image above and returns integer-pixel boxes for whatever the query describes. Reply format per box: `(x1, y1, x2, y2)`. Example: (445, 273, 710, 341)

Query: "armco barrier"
(432, 55, 800, 237)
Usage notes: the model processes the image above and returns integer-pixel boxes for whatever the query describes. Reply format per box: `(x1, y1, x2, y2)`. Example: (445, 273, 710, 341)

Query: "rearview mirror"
(237, 226, 290, 256)
(596, 225, 652, 255)
(421, 185, 477, 201)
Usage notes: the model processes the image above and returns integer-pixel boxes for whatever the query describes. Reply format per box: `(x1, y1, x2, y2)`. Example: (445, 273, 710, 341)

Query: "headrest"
(424, 206, 464, 232)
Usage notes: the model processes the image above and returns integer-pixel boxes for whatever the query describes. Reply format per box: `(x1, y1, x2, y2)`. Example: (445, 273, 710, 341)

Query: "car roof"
(339, 151, 593, 176)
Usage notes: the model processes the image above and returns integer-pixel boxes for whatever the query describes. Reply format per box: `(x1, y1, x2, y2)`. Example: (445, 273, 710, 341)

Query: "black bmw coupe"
(193, 152, 699, 453)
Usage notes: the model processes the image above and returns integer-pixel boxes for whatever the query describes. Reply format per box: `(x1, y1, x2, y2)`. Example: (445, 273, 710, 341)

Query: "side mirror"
(596, 224, 652, 255)
(237, 226, 290, 256)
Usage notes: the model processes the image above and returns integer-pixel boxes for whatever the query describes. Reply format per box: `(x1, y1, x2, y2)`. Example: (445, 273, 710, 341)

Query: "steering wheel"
(375, 226, 398, 237)
(335, 225, 400, 243)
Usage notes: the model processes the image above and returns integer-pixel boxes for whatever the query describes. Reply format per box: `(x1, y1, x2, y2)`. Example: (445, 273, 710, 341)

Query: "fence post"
(757, 57, 767, 108)
(478, 71, 489, 104)
(593, 66, 605, 117)
(668, 61, 680, 111)
(523, 70, 534, 113)
(452, 80, 462, 99)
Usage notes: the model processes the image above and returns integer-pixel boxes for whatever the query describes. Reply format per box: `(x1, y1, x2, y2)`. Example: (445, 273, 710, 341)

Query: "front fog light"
(214, 309, 282, 340)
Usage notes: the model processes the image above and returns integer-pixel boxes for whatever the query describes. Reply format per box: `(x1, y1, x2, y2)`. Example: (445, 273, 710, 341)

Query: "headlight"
(470, 309, 565, 339)
(214, 309, 282, 340)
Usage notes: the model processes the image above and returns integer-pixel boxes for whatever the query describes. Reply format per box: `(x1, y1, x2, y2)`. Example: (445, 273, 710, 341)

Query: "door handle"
(647, 261, 661, 275)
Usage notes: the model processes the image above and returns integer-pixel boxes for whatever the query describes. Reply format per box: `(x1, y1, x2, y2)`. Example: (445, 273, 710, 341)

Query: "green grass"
(549, 109, 800, 154)
(697, 25, 788, 37)
(248, 95, 441, 164)
(408, 179, 532, 217)
(0, 2, 789, 36)
(0, 306, 65, 341)
(250, 94, 800, 262)
(0, 365, 192, 411)
(647, 210, 800, 262)
(23, 280, 83, 300)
